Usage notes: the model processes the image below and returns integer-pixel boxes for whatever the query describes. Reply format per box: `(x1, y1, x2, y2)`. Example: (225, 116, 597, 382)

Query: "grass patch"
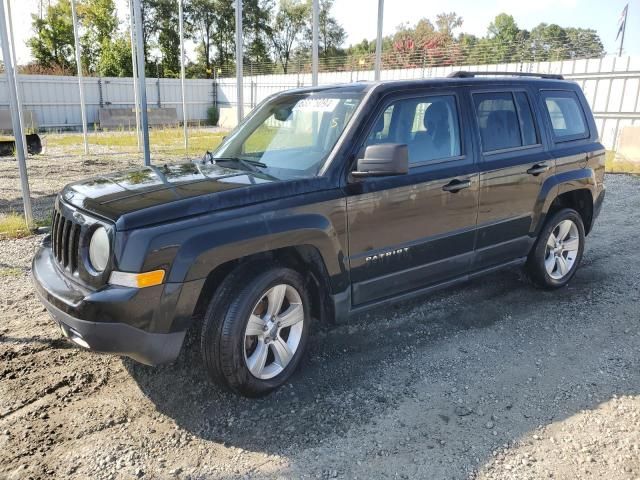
(0, 213, 31, 240)
(0, 267, 23, 277)
(35, 214, 52, 228)
(46, 127, 227, 155)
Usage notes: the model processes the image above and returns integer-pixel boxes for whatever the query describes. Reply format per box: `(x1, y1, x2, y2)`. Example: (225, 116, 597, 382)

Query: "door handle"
(526, 164, 550, 176)
(442, 179, 472, 193)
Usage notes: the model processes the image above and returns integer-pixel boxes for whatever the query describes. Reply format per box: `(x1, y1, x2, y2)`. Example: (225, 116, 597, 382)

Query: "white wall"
(1, 55, 639, 149)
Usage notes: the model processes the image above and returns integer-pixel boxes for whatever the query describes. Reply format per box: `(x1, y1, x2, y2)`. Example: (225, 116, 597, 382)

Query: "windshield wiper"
(200, 152, 266, 173)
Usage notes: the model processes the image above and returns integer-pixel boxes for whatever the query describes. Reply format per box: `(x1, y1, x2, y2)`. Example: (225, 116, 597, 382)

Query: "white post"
(374, 0, 384, 81)
(312, 0, 319, 86)
(0, 0, 33, 227)
(132, 0, 150, 165)
(128, 0, 141, 152)
(6, 0, 27, 156)
(235, 0, 243, 124)
(70, 0, 89, 154)
(179, 0, 188, 151)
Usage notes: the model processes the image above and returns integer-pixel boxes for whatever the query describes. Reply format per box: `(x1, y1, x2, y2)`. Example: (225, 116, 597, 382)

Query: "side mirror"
(352, 144, 409, 178)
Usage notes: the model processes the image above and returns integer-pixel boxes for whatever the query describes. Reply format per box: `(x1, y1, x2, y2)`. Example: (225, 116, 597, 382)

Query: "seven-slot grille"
(51, 208, 81, 273)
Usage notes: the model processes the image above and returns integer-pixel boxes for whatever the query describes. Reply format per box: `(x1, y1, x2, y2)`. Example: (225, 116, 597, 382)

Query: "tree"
(244, 0, 275, 67)
(28, 0, 75, 73)
(97, 35, 133, 76)
(270, 0, 309, 73)
(435, 12, 463, 39)
(486, 13, 522, 62)
(302, 0, 346, 59)
(77, 0, 118, 73)
(186, 0, 217, 75)
(529, 23, 568, 61)
(565, 28, 604, 58)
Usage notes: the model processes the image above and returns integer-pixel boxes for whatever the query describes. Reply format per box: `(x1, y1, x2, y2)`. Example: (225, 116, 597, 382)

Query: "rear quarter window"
(542, 91, 589, 141)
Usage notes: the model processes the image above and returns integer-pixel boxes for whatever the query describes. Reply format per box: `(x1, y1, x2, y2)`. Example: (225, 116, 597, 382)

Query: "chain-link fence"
(1, 45, 639, 223)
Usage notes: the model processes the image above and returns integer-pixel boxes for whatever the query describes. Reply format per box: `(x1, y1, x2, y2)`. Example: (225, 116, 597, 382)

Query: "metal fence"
(1, 54, 639, 150)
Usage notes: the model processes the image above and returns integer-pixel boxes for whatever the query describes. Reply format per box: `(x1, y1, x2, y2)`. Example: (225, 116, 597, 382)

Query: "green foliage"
(28, 0, 75, 73)
(207, 105, 220, 126)
(25, 1, 606, 78)
(78, 0, 119, 73)
(148, 0, 181, 76)
(0, 213, 31, 239)
(97, 36, 133, 77)
(302, 0, 346, 58)
(270, 0, 309, 73)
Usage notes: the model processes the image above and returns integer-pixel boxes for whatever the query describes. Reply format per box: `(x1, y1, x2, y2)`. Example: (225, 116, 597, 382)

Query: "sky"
(5, 0, 639, 65)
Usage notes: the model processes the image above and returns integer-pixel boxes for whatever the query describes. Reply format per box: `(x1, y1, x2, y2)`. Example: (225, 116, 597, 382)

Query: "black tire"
(525, 208, 585, 289)
(200, 265, 311, 397)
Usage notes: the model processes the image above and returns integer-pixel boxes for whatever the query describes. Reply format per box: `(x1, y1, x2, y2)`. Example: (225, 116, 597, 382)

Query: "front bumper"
(32, 244, 186, 366)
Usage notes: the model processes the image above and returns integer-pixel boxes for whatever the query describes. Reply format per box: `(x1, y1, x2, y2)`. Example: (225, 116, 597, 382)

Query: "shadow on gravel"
(125, 268, 521, 456)
(0, 193, 57, 217)
(0, 335, 73, 349)
(126, 238, 640, 473)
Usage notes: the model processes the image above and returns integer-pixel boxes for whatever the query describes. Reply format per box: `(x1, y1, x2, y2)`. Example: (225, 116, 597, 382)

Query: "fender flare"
(168, 212, 348, 292)
(532, 167, 596, 235)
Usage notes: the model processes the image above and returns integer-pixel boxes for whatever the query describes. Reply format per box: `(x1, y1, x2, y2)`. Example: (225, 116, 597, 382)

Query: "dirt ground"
(1, 146, 640, 479)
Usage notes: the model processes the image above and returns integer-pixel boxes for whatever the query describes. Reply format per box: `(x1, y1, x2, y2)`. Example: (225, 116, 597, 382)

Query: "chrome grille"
(51, 208, 81, 273)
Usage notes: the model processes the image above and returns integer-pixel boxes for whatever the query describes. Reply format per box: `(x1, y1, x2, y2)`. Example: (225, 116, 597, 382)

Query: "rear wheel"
(525, 208, 585, 289)
(201, 266, 310, 397)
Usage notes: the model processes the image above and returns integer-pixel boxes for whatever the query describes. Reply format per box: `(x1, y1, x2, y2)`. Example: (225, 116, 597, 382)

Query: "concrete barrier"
(98, 107, 179, 129)
(610, 126, 640, 174)
(0, 109, 39, 133)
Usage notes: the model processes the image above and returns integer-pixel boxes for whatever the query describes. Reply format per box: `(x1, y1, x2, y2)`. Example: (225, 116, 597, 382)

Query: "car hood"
(61, 162, 331, 230)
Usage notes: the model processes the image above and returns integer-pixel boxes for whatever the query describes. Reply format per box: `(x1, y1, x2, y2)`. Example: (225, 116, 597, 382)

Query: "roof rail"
(447, 71, 564, 80)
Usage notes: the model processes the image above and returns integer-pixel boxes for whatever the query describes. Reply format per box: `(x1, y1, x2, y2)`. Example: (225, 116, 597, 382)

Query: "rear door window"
(542, 91, 588, 140)
(473, 91, 539, 153)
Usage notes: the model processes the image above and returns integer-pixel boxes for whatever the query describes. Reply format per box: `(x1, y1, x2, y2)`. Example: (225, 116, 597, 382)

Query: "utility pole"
(6, 0, 27, 158)
(132, 0, 151, 165)
(374, 0, 384, 81)
(128, 0, 141, 152)
(179, 0, 188, 151)
(235, 0, 244, 124)
(312, 0, 319, 86)
(0, 0, 33, 227)
(70, 0, 89, 154)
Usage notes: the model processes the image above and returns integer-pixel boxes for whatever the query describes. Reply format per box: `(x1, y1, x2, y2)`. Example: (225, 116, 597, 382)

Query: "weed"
(0, 213, 31, 239)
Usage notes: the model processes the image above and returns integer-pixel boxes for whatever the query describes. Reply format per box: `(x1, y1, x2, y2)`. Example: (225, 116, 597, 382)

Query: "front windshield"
(213, 88, 364, 178)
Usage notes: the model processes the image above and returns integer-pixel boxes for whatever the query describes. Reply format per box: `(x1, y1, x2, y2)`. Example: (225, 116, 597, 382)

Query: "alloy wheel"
(544, 219, 580, 280)
(243, 284, 304, 380)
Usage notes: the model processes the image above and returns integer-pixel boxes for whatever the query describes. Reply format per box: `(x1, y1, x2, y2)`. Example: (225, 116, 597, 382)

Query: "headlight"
(89, 227, 110, 272)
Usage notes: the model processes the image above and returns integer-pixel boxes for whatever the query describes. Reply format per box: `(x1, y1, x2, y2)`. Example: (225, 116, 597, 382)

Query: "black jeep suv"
(33, 72, 605, 396)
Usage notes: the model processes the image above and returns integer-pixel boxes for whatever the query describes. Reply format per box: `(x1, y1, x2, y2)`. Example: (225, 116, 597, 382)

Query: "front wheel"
(525, 208, 585, 289)
(201, 266, 310, 397)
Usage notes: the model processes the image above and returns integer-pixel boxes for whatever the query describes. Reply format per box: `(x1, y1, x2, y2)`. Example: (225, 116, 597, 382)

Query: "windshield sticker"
(293, 98, 340, 112)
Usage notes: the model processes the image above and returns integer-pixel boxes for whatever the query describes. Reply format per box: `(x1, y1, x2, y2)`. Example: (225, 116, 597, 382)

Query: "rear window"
(473, 91, 538, 153)
(543, 91, 588, 140)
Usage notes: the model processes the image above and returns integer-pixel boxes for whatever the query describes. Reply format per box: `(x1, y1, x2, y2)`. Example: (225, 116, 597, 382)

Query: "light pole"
(6, 0, 27, 158)
(179, 0, 188, 151)
(128, 0, 141, 152)
(374, 0, 384, 81)
(235, 0, 244, 124)
(132, 0, 151, 165)
(312, 0, 319, 86)
(0, 0, 33, 227)
(70, 0, 89, 154)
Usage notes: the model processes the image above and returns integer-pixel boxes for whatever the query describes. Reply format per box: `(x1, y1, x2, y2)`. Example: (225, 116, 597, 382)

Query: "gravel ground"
(1, 153, 639, 479)
(0, 136, 200, 221)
